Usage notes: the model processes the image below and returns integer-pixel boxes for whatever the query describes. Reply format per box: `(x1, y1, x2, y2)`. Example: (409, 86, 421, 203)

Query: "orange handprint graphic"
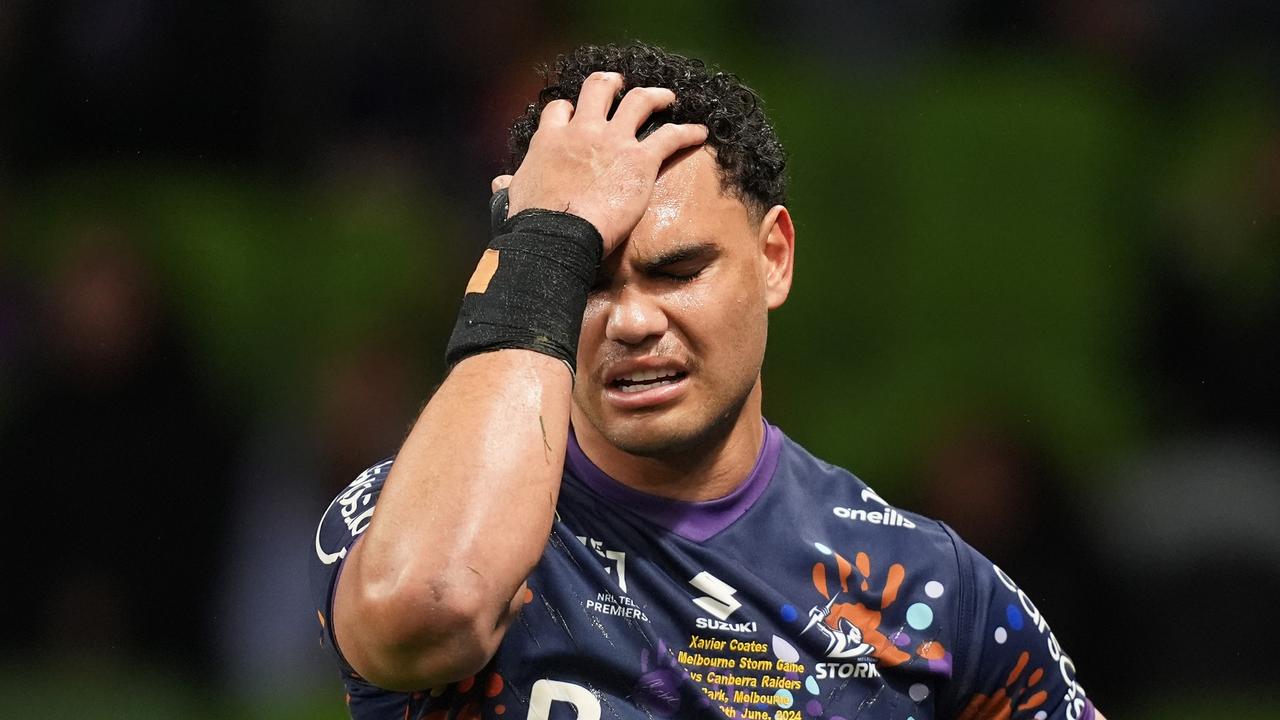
(956, 650, 1048, 720)
(807, 549, 914, 667)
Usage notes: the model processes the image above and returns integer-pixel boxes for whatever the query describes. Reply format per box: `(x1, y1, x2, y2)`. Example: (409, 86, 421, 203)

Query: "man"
(312, 43, 1105, 720)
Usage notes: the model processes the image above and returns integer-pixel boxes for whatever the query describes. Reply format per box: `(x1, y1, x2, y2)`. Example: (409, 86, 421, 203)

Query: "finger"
(641, 123, 709, 160)
(539, 99, 574, 128)
(490, 174, 514, 193)
(610, 86, 675, 134)
(572, 71, 625, 122)
(489, 186, 510, 230)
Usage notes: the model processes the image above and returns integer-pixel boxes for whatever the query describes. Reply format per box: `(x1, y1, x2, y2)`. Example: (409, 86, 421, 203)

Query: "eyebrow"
(638, 242, 721, 272)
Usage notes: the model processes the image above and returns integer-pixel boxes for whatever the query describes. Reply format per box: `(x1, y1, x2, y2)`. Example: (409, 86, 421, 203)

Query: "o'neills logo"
(832, 506, 916, 529)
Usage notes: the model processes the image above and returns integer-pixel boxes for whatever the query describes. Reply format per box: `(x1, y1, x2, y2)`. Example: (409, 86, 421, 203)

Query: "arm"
(331, 71, 708, 691)
(945, 533, 1104, 720)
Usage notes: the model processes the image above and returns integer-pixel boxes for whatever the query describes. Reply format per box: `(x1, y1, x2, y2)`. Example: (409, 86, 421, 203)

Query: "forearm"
(327, 70, 707, 691)
(334, 348, 572, 688)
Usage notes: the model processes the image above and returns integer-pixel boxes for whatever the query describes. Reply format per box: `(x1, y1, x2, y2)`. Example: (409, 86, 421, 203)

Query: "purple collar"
(564, 421, 782, 542)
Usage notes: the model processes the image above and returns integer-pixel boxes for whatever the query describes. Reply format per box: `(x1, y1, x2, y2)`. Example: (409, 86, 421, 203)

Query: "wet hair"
(507, 42, 787, 217)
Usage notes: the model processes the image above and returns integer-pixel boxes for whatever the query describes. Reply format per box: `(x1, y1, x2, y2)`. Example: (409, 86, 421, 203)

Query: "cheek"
(730, 278, 770, 358)
(580, 298, 607, 335)
(676, 278, 765, 355)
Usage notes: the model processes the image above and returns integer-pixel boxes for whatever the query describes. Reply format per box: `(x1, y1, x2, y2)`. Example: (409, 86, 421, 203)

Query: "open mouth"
(609, 369, 688, 394)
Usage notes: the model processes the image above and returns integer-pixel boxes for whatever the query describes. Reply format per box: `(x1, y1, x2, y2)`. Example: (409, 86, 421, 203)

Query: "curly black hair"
(506, 42, 787, 216)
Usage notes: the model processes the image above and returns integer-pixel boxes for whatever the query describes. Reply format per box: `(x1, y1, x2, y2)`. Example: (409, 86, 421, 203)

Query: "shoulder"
(780, 436, 1098, 717)
(773, 430, 956, 546)
(771, 431, 975, 626)
(936, 523, 1097, 719)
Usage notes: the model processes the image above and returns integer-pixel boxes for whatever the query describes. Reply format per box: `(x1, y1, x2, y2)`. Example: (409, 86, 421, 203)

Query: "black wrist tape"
(445, 208, 603, 371)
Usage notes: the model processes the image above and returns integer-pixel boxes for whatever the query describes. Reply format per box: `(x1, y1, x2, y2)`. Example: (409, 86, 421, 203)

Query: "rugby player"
(312, 42, 1106, 720)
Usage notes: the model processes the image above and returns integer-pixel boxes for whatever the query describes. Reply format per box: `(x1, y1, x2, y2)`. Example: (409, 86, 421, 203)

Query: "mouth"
(603, 365, 690, 409)
(609, 368, 688, 393)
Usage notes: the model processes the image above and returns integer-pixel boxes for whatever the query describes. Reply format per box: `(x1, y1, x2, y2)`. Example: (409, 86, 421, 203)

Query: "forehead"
(625, 147, 754, 257)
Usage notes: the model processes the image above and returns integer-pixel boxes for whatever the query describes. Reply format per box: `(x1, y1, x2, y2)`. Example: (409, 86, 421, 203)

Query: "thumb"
(490, 174, 514, 193)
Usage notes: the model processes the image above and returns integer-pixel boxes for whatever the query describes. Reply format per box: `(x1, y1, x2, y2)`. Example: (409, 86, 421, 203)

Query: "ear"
(758, 205, 795, 310)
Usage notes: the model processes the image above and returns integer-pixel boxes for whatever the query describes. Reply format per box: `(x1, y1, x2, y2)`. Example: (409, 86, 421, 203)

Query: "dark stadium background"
(2, 1, 1277, 717)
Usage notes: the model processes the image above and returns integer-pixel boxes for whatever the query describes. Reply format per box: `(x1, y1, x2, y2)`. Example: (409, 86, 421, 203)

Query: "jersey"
(311, 422, 1096, 720)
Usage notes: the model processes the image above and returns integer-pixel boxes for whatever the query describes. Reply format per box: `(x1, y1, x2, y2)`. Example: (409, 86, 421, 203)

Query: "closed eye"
(643, 242, 719, 284)
(655, 266, 704, 283)
(588, 242, 720, 293)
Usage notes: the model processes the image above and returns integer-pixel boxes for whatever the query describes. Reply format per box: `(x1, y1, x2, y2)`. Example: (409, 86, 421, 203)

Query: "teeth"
(614, 369, 682, 390)
(620, 369, 677, 383)
(619, 378, 678, 393)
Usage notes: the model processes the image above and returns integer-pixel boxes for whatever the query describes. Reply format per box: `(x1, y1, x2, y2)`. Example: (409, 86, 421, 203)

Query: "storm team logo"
(801, 542, 953, 688)
(805, 547, 912, 666)
(801, 592, 875, 659)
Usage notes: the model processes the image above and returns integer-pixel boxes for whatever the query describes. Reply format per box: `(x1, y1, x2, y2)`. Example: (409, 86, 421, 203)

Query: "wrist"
(445, 209, 602, 371)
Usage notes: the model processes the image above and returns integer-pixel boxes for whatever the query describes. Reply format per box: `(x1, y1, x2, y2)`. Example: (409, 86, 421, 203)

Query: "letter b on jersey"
(527, 679, 601, 720)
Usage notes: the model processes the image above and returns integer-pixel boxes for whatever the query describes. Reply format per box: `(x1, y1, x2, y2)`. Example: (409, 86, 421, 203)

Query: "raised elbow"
(336, 570, 500, 691)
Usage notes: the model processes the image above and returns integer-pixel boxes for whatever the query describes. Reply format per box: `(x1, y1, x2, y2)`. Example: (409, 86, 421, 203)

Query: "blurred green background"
(2, 1, 1277, 718)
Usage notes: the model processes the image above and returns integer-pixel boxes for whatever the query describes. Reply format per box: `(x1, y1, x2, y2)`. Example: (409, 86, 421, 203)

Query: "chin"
(602, 421, 702, 458)
(589, 397, 748, 460)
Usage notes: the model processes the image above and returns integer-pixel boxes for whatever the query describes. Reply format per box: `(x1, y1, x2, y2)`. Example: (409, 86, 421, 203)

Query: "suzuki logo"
(688, 571, 741, 620)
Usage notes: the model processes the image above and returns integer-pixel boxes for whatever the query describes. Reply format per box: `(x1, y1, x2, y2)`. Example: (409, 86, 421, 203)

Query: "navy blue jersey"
(311, 423, 1096, 720)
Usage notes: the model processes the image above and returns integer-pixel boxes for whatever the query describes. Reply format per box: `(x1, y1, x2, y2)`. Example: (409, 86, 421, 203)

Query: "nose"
(604, 285, 668, 346)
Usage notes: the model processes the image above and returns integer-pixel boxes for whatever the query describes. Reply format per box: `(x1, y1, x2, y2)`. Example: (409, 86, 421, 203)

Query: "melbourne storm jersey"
(311, 422, 1096, 720)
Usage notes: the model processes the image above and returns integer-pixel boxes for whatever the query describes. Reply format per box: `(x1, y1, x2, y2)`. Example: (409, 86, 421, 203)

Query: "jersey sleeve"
(943, 530, 1096, 720)
(310, 458, 393, 672)
(311, 459, 485, 719)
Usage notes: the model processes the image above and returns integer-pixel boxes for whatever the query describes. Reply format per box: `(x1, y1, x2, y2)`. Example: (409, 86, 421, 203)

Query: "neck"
(570, 381, 766, 502)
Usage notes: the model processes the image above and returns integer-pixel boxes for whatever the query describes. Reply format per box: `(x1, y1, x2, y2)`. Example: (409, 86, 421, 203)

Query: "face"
(571, 147, 794, 457)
